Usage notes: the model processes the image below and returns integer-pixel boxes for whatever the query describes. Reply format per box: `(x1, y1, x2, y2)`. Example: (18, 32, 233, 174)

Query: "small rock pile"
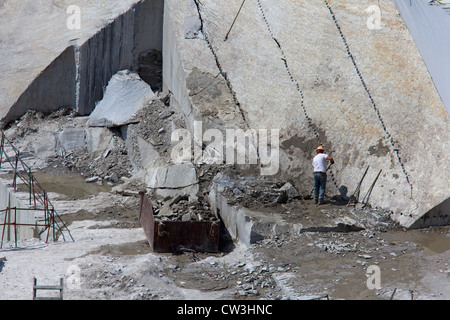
(82, 258, 160, 300)
(220, 175, 300, 208)
(152, 195, 217, 222)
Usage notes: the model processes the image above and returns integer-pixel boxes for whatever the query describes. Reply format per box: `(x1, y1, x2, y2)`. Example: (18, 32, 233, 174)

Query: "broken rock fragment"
(279, 183, 300, 200)
(87, 70, 156, 128)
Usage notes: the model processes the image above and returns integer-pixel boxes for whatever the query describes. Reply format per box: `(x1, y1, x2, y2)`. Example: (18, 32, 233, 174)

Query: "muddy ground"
(0, 161, 448, 300)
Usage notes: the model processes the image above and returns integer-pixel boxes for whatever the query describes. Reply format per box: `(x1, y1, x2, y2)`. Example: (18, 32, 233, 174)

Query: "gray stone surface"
(0, 179, 36, 242)
(163, 0, 449, 228)
(76, 0, 164, 115)
(392, 0, 450, 115)
(0, 0, 164, 123)
(137, 136, 161, 170)
(145, 163, 198, 189)
(184, 15, 202, 39)
(85, 127, 114, 154)
(87, 70, 156, 128)
(144, 162, 199, 199)
(56, 127, 86, 153)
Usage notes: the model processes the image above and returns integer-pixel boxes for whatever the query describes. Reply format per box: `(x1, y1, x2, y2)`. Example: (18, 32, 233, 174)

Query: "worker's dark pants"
(313, 172, 327, 202)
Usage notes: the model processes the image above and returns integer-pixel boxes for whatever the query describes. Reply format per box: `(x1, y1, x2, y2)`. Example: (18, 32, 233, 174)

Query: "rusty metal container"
(138, 192, 220, 253)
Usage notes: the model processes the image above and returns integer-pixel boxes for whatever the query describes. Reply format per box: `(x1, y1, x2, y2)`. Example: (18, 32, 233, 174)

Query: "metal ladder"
(33, 278, 64, 300)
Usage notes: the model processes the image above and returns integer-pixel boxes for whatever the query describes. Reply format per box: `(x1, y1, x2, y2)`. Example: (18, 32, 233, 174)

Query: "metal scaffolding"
(0, 131, 73, 248)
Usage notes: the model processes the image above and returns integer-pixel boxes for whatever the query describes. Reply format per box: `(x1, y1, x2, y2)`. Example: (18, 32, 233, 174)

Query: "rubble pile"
(64, 135, 132, 179)
(152, 195, 216, 222)
(227, 261, 292, 298)
(218, 174, 301, 209)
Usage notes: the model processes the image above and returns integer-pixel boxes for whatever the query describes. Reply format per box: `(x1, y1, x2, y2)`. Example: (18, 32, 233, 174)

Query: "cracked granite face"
(0, 0, 448, 227)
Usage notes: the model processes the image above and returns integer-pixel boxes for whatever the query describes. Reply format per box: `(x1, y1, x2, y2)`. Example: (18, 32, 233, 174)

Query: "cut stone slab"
(145, 163, 198, 189)
(137, 136, 161, 169)
(56, 127, 86, 153)
(21, 131, 57, 161)
(121, 124, 162, 175)
(155, 184, 199, 199)
(143, 163, 199, 199)
(0, 179, 36, 241)
(87, 70, 156, 128)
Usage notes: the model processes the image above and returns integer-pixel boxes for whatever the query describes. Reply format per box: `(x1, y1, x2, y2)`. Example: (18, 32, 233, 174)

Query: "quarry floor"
(0, 108, 447, 301)
(0, 163, 449, 300)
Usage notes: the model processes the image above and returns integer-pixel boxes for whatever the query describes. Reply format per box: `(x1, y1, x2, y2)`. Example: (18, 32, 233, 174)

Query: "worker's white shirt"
(313, 153, 329, 172)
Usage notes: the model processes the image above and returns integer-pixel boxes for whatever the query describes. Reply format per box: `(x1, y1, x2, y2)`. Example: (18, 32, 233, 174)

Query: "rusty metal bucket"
(138, 192, 220, 253)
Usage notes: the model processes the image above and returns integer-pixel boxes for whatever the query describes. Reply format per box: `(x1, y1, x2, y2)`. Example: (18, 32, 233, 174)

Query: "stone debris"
(1, 84, 189, 199)
(217, 173, 301, 208)
(278, 183, 300, 201)
(86, 176, 100, 183)
(152, 195, 216, 222)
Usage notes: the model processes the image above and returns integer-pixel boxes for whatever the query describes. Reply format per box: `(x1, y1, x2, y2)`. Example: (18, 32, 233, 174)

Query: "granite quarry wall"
(0, 0, 164, 123)
(76, 0, 164, 115)
(162, 0, 449, 228)
(0, 0, 448, 229)
(392, 0, 450, 116)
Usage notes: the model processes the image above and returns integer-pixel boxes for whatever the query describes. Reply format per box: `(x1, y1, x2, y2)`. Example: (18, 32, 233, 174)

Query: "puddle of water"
(119, 247, 147, 256)
(422, 237, 450, 254)
(15, 172, 113, 199)
(382, 229, 450, 255)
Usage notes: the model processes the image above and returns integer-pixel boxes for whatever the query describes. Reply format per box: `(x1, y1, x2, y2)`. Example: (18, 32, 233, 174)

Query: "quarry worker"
(312, 146, 334, 205)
